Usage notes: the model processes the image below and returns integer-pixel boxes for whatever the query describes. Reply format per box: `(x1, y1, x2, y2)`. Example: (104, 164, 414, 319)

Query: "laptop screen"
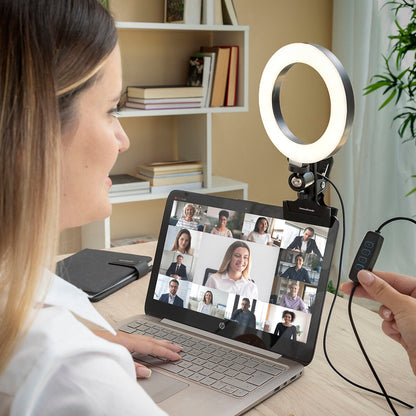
(145, 190, 338, 365)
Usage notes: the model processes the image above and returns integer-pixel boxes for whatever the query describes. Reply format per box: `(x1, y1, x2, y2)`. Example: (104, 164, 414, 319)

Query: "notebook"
(116, 190, 339, 415)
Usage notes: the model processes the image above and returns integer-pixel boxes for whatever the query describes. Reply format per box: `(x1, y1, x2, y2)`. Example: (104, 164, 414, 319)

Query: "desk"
(93, 242, 415, 416)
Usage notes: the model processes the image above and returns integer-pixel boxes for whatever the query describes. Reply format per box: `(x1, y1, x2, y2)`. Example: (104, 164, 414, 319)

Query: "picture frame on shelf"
(165, 0, 202, 25)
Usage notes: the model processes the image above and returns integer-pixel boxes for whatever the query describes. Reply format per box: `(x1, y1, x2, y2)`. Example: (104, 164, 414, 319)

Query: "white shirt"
(0, 272, 166, 416)
(205, 272, 258, 299)
(176, 218, 199, 230)
(247, 231, 272, 245)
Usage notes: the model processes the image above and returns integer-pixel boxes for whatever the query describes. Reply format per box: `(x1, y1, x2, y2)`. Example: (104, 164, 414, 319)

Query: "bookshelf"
(81, 19, 249, 249)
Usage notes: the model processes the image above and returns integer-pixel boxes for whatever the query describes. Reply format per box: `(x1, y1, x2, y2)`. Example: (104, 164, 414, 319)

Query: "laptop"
(116, 190, 339, 415)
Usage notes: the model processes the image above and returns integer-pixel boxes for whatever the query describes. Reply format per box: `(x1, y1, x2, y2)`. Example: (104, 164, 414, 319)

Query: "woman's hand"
(93, 329, 182, 379)
(341, 270, 416, 375)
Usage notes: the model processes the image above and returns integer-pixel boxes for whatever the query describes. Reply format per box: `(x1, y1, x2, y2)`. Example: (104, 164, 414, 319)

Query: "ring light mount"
(259, 43, 354, 227)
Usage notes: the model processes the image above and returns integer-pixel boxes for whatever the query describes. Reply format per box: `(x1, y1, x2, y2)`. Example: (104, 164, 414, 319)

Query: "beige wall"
(59, 0, 333, 254)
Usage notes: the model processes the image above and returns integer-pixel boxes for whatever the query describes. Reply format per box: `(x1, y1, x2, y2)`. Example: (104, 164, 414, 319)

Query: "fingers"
(128, 335, 182, 361)
(356, 270, 407, 313)
(340, 281, 372, 298)
(133, 362, 152, 379)
(371, 270, 416, 296)
(378, 305, 394, 321)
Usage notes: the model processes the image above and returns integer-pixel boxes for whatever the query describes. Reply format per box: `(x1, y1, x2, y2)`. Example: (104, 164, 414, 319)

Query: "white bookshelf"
(81, 21, 249, 249)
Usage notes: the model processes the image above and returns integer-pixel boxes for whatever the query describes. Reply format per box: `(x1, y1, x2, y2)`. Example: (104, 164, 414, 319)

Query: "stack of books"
(125, 86, 204, 110)
(135, 160, 203, 194)
(109, 174, 150, 197)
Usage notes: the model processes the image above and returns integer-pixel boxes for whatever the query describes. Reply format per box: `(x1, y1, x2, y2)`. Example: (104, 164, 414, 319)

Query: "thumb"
(357, 270, 405, 312)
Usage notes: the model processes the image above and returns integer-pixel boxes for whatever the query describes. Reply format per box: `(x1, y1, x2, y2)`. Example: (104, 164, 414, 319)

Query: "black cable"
(376, 216, 416, 233)
(317, 173, 413, 410)
(349, 284, 399, 415)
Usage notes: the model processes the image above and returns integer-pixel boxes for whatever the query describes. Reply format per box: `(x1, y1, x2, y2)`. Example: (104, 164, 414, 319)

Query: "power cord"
(317, 173, 413, 413)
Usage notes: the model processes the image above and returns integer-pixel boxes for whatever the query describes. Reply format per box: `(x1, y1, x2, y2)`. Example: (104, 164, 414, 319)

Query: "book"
(187, 55, 212, 108)
(193, 52, 216, 107)
(127, 85, 203, 99)
(138, 160, 203, 176)
(213, 0, 223, 25)
(136, 172, 203, 186)
(201, 0, 214, 24)
(127, 96, 203, 104)
(221, 0, 238, 25)
(224, 45, 239, 106)
(201, 46, 231, 107)
(165, 0, 202, 24)
(125, 101, 202, 110)
(109, 188, 150, 198)
(109, 174, 150, 191)
(150, 181, 203, 194)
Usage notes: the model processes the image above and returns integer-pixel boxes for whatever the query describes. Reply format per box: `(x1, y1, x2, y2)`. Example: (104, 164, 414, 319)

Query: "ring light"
(259, 43, 354, 165)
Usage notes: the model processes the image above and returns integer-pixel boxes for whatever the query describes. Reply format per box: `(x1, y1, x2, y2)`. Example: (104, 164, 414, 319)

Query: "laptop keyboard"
(120, 319, 287, 397)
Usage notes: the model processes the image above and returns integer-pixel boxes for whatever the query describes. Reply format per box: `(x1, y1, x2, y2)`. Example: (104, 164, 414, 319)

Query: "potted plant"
(364, 0, 416, 195)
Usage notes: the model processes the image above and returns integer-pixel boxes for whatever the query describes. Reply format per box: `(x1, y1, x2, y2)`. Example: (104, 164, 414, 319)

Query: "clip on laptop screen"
(145, 190, 338, 366)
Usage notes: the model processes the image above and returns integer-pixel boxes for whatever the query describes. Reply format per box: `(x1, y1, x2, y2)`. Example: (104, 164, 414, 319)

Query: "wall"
(59, 0, 333, 254)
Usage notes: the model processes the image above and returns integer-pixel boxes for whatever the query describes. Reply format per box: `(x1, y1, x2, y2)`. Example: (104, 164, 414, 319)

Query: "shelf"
(109, 176, 248, 204)
(118, 106, 248, 118)
(116, 22, 249, 32)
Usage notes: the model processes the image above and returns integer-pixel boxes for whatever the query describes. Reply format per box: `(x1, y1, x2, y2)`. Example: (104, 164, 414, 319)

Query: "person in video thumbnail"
(274, 310, 297, 341)
(206, 241, 258, 299)
(280, 283, 308, 313)
(230, 298, 256, 328)
(197, 290, 214, 315)
(159, 279, 184, 307)
(281, 254, 311, 283)
(287, 227, 322, 258)
(176, 203, 199, 231)
(247, 217, 272, 246)
(210, 210, 233, 238)
(166, 254, 188, 280)
(171, 228, 192, 254)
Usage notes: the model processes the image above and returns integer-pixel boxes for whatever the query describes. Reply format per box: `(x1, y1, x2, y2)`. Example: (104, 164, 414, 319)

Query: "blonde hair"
(0, 0, 117, 375)
(217, 241, 251, 280)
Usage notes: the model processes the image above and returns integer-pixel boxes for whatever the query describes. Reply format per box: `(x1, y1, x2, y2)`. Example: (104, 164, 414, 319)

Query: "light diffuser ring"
(258, 43, 354, 165)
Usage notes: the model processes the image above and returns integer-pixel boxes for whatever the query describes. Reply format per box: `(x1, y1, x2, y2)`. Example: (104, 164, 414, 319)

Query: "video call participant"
(210, 210, 233, 238)
(176, 203, 199, 231)
(247, 217, 272, 246)
(0, 2, 181, 413)
(159, 279, 184, 307)
(274, 310, 297, 341)
(230, 298, 256, 328)
(280, 283, 308, 313)
(205, 241, 258, 299)
(281, 254, 311, 283)
(171, 228, 192, 254)
(287, 226, 323, 258)
(166, 254, 188, 280)
(197, 290, 215, 315)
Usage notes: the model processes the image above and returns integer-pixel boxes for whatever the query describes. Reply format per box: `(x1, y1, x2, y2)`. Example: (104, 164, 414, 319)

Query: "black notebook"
(56, 248, 152, 302)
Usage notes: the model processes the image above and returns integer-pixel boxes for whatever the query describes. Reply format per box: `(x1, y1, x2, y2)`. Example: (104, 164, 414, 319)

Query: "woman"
(247, 217, 272, 245)
(210, 210, 233, 238)
(176, 203, 199, 230)
(171, 228, 192, 254)
(0, 1, 180, 414)
(205, 241, 258, 299)
(274, 310, 297, 341)
(197, 290, 215, 315)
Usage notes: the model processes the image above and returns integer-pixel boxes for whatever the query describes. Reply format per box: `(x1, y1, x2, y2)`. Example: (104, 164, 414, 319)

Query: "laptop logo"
(218, 322, 225, 330)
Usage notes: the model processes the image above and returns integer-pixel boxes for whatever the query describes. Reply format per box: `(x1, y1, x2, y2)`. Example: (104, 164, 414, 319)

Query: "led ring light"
(259, 43, 354, 165)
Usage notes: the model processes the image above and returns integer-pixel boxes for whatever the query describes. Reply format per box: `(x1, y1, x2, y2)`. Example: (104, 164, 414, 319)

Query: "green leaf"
(379, 89, 397, 110)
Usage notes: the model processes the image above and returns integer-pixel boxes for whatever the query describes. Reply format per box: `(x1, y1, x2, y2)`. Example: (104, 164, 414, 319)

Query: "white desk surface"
(90, 242, 415, 416)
